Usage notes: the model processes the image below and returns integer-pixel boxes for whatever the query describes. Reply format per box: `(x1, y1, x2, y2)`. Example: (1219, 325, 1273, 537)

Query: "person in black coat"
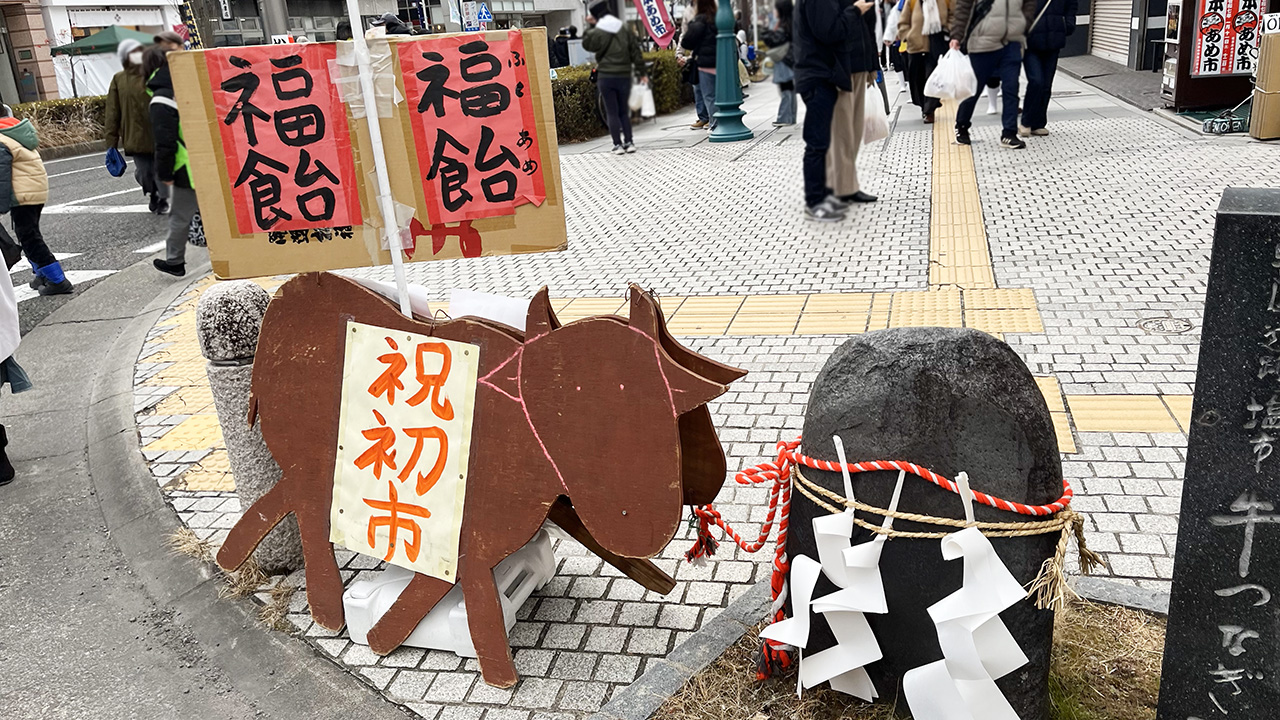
(793, 0, 872, 221)
(1020, 0, 1077, 135)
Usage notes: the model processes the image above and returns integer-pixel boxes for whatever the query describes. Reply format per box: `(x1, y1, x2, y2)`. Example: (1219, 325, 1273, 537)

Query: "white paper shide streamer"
(760, 436, 906, 701)
(902, 474, 1030, 720)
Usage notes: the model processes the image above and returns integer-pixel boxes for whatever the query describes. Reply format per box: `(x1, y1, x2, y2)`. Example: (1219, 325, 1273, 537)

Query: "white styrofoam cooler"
(343, 529, 557, 658)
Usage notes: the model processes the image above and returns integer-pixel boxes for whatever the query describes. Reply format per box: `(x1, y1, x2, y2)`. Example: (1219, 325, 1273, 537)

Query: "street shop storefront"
(1160, 0, 1273, 110)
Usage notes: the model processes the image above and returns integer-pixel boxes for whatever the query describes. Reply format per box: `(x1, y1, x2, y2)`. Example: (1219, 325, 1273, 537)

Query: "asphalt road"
(11, 151, 173, 335)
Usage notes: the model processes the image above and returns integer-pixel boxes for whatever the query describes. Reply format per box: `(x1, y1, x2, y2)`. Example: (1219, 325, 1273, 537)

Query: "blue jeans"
(694, 81, 709, 122)
(1022, 48, 1059, 130)
(955, 42, 1022, 136)
(698, 69, 718, 128)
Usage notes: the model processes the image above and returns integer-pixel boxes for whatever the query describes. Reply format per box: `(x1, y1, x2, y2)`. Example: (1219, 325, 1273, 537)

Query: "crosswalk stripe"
(43, 204, 152, 215)
(11, 269, 117, 303)
(7, 252, 81, 275)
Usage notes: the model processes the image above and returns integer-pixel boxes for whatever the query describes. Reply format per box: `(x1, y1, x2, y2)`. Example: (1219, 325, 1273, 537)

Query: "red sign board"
(398, 31, 546, 225)
(1194, 0, 1262, 76)
(207, 43, 363, 234)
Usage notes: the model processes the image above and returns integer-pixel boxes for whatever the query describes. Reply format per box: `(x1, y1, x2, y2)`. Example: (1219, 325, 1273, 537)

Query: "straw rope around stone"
(792, 466, 1106, 612)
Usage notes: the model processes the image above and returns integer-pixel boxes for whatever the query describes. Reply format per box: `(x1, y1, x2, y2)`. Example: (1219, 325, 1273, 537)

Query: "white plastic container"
(343, 529, 556, 658)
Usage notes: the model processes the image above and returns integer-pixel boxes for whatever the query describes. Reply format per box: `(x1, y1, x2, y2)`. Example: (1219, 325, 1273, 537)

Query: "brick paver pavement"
(132, 73, 1277, 718)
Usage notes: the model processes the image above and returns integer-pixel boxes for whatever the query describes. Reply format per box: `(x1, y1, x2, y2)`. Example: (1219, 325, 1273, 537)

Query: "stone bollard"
(789, 327, 1060, 719)
(197, 280, 303, 574)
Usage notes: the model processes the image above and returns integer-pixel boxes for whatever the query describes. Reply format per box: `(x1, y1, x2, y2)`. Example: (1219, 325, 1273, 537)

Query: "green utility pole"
(708, 0, 752, 142)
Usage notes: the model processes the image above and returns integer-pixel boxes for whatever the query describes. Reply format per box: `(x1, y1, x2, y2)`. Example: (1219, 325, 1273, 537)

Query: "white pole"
(751, 0, 758, 49)
(345, 0, 414, 318)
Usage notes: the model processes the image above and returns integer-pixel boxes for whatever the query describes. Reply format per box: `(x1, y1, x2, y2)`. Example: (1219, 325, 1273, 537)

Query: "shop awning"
(50, 25, 156, 57)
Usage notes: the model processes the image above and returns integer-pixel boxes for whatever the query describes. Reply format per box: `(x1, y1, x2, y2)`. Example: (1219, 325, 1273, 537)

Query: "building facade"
(0, 2, 56, 103)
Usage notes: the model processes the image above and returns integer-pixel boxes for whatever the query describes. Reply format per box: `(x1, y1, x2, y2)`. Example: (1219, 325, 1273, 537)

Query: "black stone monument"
(1158, 188, 1280, 719)
(793, 327, 1061, 719)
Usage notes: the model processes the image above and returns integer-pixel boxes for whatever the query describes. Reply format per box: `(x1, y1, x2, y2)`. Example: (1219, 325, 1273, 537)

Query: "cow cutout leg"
(465, 563, 518, 688)
(296, 509, 346, 631)
(215, 484, 291, 572)
(366, 573, 454, 655)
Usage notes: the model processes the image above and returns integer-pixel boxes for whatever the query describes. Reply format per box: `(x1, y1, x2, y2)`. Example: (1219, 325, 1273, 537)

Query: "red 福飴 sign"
(399, 31, 546, 225)
(208, 44, 363, 235)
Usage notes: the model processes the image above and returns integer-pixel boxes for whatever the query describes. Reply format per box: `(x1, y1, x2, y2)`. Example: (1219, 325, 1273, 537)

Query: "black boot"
(0, 425, 14, 486)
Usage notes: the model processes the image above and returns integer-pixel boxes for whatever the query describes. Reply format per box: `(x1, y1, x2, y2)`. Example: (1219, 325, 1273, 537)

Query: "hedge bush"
(552, 49, 693, 144)
(13, 96, 107, 148)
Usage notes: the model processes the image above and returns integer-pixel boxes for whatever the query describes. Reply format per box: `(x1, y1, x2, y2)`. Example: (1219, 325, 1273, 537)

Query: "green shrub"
(13, 96, 106, 148)
(551, 49, 693, 144)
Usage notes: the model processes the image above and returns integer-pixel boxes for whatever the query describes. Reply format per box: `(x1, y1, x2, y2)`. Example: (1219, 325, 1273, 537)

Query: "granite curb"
(74, 259, 413, 718)
(589, 578, 772, 720)
(41, 139, 107, 162)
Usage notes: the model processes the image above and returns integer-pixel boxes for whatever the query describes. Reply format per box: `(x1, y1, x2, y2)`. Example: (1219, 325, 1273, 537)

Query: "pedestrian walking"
(0, 253, 30, 486)
(949, 0, 1036, 148)
(898, 0, 951, 123)
(153, 30, 184, 52)
(0, 106, 71, 296)
(145, 46, 196, 277)
(552, 27, 573, 68)
(681, 0, 719, 129)
(826, 0, 879, 206)
(794, 0, 868, 221)
(763, 0, 797, 126)
(105, 39, 166, 215)
(1020, 0, 1076, 136)
(584, 1, 647, 155)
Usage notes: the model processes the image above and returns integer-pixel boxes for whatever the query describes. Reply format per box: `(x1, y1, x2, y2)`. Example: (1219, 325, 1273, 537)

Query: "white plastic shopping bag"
(883, 4, 902, 44)
(863, 98, 890, 144)
(628, 82, 645, 111)
(640, 84, 656, 118)
(924, 49, 977, 102)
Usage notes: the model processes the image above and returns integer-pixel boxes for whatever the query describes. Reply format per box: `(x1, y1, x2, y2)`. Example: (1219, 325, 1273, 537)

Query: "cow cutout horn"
(628, 285, 661, 338)
(526, 287, 554, 341)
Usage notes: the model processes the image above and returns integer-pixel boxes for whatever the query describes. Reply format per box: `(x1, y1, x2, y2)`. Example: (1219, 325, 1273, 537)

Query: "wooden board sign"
(170, 29, 566, 280)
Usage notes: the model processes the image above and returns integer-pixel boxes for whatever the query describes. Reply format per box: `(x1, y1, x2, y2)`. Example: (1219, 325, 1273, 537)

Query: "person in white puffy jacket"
(0, 271, 30, 485)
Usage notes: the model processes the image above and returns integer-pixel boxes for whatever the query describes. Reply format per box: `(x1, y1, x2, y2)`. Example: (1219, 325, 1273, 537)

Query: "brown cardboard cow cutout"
(216, 272, 744, 687)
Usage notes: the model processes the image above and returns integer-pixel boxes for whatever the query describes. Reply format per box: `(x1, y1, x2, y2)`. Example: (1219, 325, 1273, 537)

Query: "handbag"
(681, 58, 698, 84)
(188, 213, 206, 247)
(105, 146, 126, 178)
(0, 221, 19, 270)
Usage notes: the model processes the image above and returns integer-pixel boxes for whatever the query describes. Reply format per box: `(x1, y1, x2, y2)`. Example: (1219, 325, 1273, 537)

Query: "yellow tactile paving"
(888, 289, 964, 328)
(929, 101, 995, 291)
(1051, 413, 1077, 453)
(1035, 376, 1066, 413)
(795, 313, 867, 334)
(153, 383, 215, 416)
(965, 308, 1044, 334)
(1163, 395, 1195, 432)
(803, 293, 874, 314)
(964, 288, 1037, 310)
(145, 414, 225, 451)
(1066, 395, 1183, 433)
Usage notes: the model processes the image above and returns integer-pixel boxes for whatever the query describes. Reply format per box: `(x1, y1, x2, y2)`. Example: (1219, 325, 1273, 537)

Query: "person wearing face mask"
(105, 39, 165, 214)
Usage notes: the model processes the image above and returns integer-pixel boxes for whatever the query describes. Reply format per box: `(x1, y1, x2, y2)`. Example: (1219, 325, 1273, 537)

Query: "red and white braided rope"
(684, 436, 1076, 677)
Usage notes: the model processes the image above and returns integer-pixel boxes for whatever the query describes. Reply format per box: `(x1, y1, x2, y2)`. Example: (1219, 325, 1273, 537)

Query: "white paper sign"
(330, 321, 480, 583)
(1265, 12, 1280, 33)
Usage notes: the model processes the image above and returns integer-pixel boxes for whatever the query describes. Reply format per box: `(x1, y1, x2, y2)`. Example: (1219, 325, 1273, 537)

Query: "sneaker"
(923, 112, 934, 124)
(623, 142, 636, 154)
(1000, 135, 1027, 149)
(1031, 128, 1049, 136)
(611, 144, 625, 155)
(1018, 125, 1031, 137)
(805, 203, 845, 223)
(772, 121, 795, 127)
(690, 119, 708, 129)
(955, 127, 971, 145)
(154, 259, 186, 277)
(37, 278, 73, 296)
(823, 195, 851, 212)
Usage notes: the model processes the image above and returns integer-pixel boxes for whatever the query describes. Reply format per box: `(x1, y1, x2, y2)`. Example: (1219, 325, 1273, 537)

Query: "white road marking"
(48, 165, 103, 178)
(46, 187, 139, 209)
(44, 204, 152, 215)
(8, 252, 80, 274)
(12, 269, 116, 303)
(134, 241, 166, 254)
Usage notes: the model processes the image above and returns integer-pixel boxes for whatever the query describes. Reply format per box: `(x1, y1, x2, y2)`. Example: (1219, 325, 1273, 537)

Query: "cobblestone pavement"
(130, 72, 1279, 718)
